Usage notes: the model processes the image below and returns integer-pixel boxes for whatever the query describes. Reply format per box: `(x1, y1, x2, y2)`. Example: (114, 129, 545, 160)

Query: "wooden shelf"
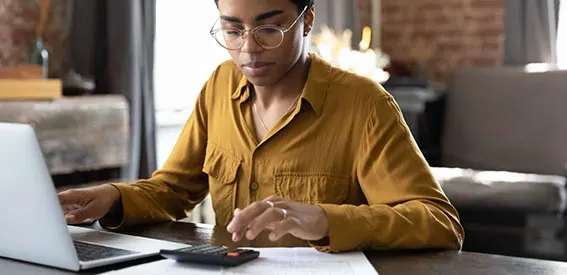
(0, 79, 62, 100)
(0, 65, 43, 79)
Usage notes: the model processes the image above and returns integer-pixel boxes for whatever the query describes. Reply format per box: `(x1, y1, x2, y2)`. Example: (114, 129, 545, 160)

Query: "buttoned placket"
(235, 84, 305, 206)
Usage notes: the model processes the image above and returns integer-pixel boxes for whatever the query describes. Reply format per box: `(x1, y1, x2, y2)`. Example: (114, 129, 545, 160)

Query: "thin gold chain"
(253, 92, 302, 133)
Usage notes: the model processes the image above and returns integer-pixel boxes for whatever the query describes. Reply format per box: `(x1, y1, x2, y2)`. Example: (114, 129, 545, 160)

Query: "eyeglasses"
(210, 6, 308, 50)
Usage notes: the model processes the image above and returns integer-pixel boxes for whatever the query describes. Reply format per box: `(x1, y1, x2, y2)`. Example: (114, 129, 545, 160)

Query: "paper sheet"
(100, 247, 378, 275)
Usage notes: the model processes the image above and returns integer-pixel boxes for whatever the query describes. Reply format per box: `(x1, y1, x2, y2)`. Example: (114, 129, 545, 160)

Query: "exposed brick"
(437, 42, 465, 53)
(471, 11, 503, 23)
(469, 56, 500, 66)
(470, 28, 503, 37)
(374, 0, 505, 87)
(382, 30, 404, 41)
(420, 3, 444, 12)
(0, 0, 69, 77)
(470, 0, 503, 9)
(382, 3, 402, 14)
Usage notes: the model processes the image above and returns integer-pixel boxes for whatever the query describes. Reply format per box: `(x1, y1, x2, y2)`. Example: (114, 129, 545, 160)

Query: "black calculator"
(159, 244, 260, 267)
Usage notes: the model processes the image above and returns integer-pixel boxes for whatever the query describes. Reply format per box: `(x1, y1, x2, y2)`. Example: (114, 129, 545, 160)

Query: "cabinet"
(0, 95, 129, 186)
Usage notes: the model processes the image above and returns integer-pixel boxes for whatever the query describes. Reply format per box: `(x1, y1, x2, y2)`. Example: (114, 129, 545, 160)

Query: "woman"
(58, 0, 464, 252)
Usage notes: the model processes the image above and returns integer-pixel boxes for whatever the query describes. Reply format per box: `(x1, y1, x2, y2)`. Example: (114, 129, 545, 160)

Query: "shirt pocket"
(202, 144, 240, 226)
(273, 172, 350, 205)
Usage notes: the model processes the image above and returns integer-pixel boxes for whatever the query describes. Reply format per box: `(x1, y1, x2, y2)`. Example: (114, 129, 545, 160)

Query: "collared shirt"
(101, 53, 464, 252)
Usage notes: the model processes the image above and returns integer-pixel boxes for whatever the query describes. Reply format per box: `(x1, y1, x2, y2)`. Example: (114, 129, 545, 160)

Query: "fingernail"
(67, 215, 75, 221)
(269, 232, 277, 241)
(232, 233, 238, 242)
(227, 222, 234, 232)
(246, 230, 254, 240)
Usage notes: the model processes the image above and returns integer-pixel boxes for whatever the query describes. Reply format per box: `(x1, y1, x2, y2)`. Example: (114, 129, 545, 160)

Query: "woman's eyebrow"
(220, 10, 285, 23)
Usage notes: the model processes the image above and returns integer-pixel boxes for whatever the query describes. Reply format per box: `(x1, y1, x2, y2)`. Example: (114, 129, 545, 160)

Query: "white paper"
(100, 247, 378, 275)
(101, 260, 221, 275)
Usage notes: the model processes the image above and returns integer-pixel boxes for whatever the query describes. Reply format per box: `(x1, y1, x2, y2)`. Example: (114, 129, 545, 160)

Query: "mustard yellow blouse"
(100, 53, 464, 252)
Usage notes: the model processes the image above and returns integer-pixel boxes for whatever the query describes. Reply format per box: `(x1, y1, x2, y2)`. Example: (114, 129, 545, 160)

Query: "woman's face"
(216, 0, 313, 87)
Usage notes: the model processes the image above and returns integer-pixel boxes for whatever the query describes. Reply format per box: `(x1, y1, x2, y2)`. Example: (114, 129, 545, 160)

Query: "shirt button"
(250, 182, 258, 190)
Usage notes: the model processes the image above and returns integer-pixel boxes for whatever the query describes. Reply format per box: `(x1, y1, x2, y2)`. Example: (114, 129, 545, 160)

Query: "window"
(154, 1, 226, 224)
(154, 0, 230, 126)
(558, 0, 566, 67)
(154, 0, 230, 167)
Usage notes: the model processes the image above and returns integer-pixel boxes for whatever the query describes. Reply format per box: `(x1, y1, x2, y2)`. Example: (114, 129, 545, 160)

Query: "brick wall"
(0, 0, 505, 85)
(359, 0, 505, 87)
(0, 0, 71, 77)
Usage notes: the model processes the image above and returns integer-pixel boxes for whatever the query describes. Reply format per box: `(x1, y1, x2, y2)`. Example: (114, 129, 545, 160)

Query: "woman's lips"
(242, 62, 274, 76)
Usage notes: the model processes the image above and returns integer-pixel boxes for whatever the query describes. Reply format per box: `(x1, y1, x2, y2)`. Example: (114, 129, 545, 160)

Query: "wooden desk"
(2, 222, 567, 274)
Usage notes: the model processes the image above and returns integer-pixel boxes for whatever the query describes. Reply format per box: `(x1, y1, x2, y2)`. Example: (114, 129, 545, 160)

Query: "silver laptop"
(0, 122, 189, 271)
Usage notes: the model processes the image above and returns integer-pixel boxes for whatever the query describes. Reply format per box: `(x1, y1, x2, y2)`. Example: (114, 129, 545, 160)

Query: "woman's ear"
(303, 7, 315, 36)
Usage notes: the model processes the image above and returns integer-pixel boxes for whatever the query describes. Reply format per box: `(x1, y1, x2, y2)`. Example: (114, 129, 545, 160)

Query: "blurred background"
(1, 0, 567, 264)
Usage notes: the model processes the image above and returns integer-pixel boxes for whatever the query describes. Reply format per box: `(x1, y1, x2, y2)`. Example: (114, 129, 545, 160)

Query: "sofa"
(436, 66, 567, 261)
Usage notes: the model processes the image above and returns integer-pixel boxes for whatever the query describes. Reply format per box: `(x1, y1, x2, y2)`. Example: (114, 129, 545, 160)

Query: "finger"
(65, 204, 96, 224)
(233, 197, 287, 239)
(230, 209, 246, 242)
(65, 210, 82, 224)
(245, 207, 287, 240)
(62, 204, 81, 215)
(227, 197, 288, 237)
(232, 230, 246, 242)
(227, 201, 271, 234)
(231, 219, 251, 243)
(65, 213, 80, 225)
(57, 189, 83, 206)
(262, 195, 284, 204)
(269, 217, 299, 242)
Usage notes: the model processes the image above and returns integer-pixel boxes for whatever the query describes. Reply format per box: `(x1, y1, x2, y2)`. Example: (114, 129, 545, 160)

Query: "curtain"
(504, 0, 561, 65)
(558, 0, 567, 66)
(68, 0, 157, 181)
(313, 0, 361, 48)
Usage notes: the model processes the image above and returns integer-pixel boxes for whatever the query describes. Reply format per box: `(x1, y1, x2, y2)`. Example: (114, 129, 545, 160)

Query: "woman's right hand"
(57, 184, 121, 224)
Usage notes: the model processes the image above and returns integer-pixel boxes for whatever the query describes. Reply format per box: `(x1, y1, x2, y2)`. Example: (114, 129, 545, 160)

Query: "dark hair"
(214, 0, 315, 13)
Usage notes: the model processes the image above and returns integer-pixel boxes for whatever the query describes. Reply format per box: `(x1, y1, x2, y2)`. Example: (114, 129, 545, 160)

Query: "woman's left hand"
(226, 196, 329, 242)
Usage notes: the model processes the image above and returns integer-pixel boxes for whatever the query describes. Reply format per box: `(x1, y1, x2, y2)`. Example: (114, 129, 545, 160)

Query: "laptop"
(0, 122, 189, 271)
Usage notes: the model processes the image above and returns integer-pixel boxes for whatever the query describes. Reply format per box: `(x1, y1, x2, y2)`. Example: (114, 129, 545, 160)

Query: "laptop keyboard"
(73, 241, 138, 262)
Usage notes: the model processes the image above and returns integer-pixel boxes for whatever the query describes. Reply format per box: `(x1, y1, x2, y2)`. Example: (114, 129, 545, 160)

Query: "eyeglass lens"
(213, 27, 285, 49)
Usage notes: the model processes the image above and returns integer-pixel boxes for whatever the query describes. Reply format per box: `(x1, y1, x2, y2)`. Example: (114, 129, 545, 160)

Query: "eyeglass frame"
(209, 5, 309, 50)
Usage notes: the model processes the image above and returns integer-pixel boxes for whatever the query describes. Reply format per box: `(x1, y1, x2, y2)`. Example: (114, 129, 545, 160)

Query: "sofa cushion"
(432, 167, 567, 214)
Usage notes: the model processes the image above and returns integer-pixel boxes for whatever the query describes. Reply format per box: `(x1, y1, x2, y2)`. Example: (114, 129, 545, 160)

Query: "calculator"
(159, 244, 260, 267)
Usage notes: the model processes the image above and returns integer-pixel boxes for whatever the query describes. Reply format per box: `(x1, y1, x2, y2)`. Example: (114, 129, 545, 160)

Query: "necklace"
(253, 92, 302, 133)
